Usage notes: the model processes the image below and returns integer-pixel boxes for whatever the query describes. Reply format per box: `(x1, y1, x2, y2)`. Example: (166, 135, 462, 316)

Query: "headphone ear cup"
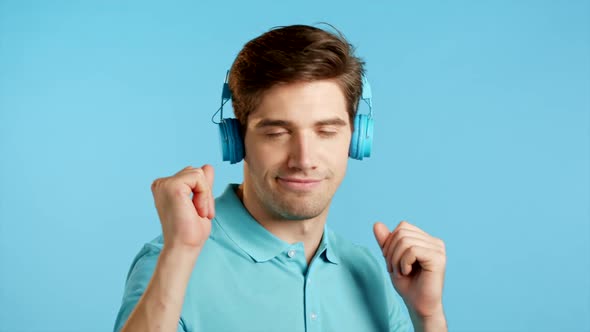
(219, 118, 244, 164)
(349, 114, 373, 160)
(349, 114, 361, 159)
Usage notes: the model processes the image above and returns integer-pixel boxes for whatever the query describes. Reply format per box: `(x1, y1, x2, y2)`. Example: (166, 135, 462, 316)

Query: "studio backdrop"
(0, 1, 589, 331)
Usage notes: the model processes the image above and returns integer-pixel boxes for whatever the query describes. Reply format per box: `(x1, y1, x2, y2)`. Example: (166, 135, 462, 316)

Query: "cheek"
(334, 132, 352, 155)
(244, 137, 285, 172)
(323, 135, 351, 173)
(332, 151, 350, 176)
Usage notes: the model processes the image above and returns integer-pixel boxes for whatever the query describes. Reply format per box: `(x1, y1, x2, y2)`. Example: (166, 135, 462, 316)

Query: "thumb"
(373, 222, 391, 248)
(201, 164, 215, 219)
(201, 164, 215, 188)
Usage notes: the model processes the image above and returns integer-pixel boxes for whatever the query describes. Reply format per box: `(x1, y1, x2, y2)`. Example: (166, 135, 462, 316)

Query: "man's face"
(243, 79, 352, 221)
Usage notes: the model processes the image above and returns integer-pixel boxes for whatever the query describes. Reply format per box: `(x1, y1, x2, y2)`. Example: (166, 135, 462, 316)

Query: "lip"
(276, 177, 322, 191)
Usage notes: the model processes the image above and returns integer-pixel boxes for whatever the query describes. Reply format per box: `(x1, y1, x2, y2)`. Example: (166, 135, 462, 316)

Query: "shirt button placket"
(305, 269, 319, 331)
(287, 249, 296, 258)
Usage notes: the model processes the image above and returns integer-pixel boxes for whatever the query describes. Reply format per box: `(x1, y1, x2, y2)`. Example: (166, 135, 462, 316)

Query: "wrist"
(151, 245, 202, 305)
(161, 244, 202, 259)
(409, 305, 447, 332)
(157, 245, 202, 284)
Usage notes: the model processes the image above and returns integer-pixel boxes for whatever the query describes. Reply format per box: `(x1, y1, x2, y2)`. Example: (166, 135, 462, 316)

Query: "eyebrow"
(254, 117, 348, 129)
(254, 119, 292, 129)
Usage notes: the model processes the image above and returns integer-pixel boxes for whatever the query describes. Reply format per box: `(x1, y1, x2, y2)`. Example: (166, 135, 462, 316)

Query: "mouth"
(276, 177, 323, 192)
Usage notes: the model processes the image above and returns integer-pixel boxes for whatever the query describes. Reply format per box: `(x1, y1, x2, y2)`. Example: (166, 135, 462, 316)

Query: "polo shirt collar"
(214, 184, 339, 264)
(320, 228, 340, 264)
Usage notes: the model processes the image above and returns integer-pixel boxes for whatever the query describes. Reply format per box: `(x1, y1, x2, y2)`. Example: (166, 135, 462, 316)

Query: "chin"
(274, 204, 326, 221)
(270, 189, 332, 221)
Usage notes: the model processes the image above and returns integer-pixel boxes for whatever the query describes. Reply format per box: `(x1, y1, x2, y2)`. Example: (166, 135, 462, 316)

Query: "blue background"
(1, 1, 589, 331)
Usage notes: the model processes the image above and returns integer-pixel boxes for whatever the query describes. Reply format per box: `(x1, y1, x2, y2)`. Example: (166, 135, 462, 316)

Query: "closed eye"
(318, 130, 338, 138)
(265, 131, 289, 138)
(317, 125, 340, 138)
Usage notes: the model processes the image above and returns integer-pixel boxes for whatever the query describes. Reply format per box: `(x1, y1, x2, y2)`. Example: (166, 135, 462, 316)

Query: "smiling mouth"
(276, 177, 322, 191)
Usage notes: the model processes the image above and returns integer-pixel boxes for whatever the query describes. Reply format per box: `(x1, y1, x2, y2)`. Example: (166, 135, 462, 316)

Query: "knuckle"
(175, 166, 192, 176)
(151, 178, 161, 191)
(432, 237, 446, 250)
(438, 238, 446, 251)
(169, 185, 187, 198)
(189, 168, 206, 182)
(406, 245, 418, 255)
(397, 234, 411, 248)
(389, 256, 396, 266)
(391, 229, 403, 241)
(398, 236, 411, 248)
(159, 178, 182, 195)
(436, 254, 447, 267)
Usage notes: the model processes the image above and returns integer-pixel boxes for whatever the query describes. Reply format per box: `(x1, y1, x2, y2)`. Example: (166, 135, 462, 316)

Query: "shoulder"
(113, 235, 165, 332)
(128, 236, 164, 273)
(119, 235, 165, 296)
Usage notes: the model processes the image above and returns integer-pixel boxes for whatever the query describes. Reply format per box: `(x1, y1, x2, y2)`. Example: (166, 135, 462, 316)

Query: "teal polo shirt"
(114, 184, 411, 332)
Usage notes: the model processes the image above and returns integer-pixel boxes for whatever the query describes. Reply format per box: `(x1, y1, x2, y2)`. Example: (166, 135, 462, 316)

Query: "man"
(114, 24, 447, 332)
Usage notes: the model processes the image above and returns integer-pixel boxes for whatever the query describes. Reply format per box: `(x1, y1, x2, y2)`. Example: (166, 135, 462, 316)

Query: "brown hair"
(228, 24, 365, 132)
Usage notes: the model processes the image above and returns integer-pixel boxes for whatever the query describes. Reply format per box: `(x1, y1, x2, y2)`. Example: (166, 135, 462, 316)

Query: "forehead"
(247, 80, 349, 126)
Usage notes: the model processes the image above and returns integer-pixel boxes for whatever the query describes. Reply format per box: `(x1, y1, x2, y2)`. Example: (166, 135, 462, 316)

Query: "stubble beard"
(253, 178, 333, 221)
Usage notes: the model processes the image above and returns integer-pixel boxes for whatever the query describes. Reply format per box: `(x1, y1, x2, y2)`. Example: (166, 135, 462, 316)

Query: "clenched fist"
(151, 165, 215, 250)
(373, 221, 446, 322)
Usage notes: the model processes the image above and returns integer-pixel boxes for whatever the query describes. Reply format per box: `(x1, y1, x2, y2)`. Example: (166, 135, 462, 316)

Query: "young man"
(114, 25, 447, 332)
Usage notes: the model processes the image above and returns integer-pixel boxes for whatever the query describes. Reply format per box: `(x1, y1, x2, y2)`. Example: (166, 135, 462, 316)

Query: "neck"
(236, 183, 328, 264)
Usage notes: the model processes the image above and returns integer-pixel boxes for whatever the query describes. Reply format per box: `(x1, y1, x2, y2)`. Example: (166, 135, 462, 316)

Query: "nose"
(287, 131, 317, 172)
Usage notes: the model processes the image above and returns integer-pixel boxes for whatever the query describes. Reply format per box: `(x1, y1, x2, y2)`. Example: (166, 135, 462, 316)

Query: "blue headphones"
(214, 71, 374, 164)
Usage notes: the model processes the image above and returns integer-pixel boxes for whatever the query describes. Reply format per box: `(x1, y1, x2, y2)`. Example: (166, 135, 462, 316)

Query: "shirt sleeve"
(360, 245, 413, 332)
(387, 288, 413, 332)
(112, 243, 186, 332)
(380, 264, 412, 332)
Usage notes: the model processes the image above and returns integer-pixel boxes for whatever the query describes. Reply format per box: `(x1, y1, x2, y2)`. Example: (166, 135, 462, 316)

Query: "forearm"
(409, 307, 447, 332)
(121, 247, 200, 332)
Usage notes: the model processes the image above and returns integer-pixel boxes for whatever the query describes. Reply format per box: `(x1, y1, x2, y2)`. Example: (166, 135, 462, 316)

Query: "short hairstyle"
(228, 24, 366, 132)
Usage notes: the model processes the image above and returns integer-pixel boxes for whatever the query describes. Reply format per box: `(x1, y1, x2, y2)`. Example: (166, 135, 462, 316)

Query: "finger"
(191, 187, 208, 219)
(388, 227, 437, 253)
(384, 227, 426, 273)
(175, 165, 209, 217)
(393, 220, 428, 236)
(393, 222, 427, 250)
(399, 245, 441, 276)
(384, 228, 428, 271)
(390, 236, 441, 275)
(385, 221, 414, 259)
(206, 191, 214, 219)
(175, 165, 195, 176)
(206, 188, 215, 220)
(201, 164, 215, 188)
(374, 223, 396, 272)
(382, 233, 396, 272)
(201, 164, 216, 219)
(176, 168, 209, 218)
(373, 222, 390, 248)
(391, 221, 442, 249)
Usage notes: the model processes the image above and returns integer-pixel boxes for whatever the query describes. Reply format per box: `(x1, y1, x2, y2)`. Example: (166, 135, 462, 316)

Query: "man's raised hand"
(151, 165, 215, 250)
(373, 221, 447, 330)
